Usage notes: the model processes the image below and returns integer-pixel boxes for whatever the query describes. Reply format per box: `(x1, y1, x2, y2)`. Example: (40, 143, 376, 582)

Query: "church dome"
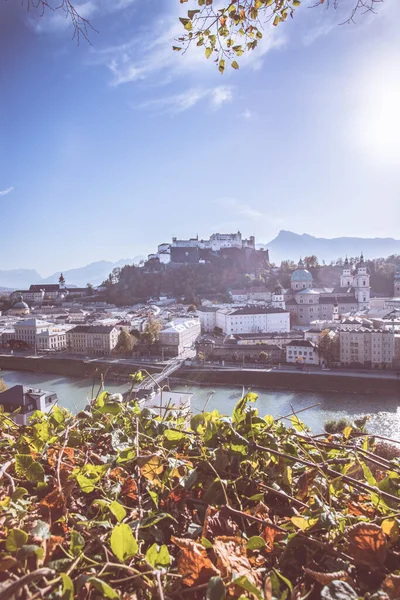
(13, 295, 29, 310)
(291, 269, 313, 282)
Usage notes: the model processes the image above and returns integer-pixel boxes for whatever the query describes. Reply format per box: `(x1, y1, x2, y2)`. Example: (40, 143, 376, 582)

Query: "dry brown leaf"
(261, 525, 276, 553)
(213, 536, 261, 588)
(381, 574, 400, 599)
(121, 476, 138, 501)
(171, 536, 219, 586)
(202, 506, 239, 540)
(304, 568, 353, 586)
(347, 522, 387, 570)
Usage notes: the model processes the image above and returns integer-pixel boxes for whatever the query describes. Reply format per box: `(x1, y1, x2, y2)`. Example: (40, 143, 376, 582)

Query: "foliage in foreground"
(1, 391, 400, 599)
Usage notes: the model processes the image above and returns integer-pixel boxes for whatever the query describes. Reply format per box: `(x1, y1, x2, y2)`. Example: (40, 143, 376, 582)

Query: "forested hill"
(104, 247, 271, 305)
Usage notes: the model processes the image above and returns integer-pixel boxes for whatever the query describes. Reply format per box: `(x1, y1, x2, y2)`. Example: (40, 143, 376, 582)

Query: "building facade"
(67, 325, 119, 356)
(286, 340, 319, 365)
(339, 326, 395, 368)
(159, 318, 201, 357)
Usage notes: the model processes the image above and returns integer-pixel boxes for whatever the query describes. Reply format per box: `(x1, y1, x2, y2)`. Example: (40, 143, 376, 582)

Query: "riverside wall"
(0, 355, 159, 380)
(1, 355, 400, 395)
(175, 367, 400, 395)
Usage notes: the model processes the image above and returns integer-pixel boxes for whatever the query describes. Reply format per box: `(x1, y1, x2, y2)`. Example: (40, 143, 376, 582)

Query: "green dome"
(291, 269, 312, 282)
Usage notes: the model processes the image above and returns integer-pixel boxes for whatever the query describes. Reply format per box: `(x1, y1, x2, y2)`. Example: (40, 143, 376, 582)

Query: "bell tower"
(59, 273, 66, 290)
(340, 257, 353, 288)
(353, 253, 370, 309)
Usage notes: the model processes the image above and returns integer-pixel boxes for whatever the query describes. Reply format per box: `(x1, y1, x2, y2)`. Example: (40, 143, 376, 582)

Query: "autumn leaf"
(121, 476, 138, 501)
(213, 536, 261, 588)
(347, 523, 387, 569)
(171, 536, 219, 586)
(381, 574, 400, 599)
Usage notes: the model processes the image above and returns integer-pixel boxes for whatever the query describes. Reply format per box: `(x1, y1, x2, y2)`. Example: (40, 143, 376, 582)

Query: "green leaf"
(282, 465, 293, 487)
(360, 461, 376, 486)
(11, 487, 28, 502)
(70, 531, 85, 556)
(17, 545, 44, 560)
(207, 576, 226, 600)
(109, 501, 127, 523)
(246, 536, 266, 551)
(32, 520, 51, 540)
(15, 454, 45, 483)
(110, 524, 138, 562)
(145, 543, 171, 567)
(202, 537, 213, 549)
(87, 577, 119, 599)
(164, 429, 185, 441)
(273, 568, 293, 592)
(50, 405, 65, 425)
(77, 473, 97, 494)
(233, 575, 263, 600)
(6, 529, 28, 552)
(60, 573, 74, 600)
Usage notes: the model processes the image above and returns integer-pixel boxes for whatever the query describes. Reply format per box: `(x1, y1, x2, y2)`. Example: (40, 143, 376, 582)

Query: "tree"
(142, 318, 162, 349)
(0, 378, 7, 393)
(86, 283, 94, 296)
(318, 329, 339, 366)
(259, 351, 269, 363)
(187, 304, 197, 313)
(304, 255, 319, 269)
(21, 0, 381, 66)
(114, 330, 136, 355)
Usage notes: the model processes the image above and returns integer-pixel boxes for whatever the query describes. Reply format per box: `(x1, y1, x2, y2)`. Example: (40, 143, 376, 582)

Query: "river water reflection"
(1, 370, 400, 439)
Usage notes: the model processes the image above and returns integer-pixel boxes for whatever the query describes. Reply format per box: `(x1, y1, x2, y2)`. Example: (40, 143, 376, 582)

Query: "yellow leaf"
(382, 518, 399, 542)
(291, 517, 308, 531)
(231, 61, 239, 70)
(343, 426, 352, 440)
(140, 456, 164, 481)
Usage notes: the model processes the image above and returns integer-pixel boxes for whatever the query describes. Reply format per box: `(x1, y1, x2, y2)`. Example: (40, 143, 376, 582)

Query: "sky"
(1, 0, 399, 276)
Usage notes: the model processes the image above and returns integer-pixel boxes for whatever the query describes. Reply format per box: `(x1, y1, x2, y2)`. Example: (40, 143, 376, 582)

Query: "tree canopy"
(14, 0, 383, 59)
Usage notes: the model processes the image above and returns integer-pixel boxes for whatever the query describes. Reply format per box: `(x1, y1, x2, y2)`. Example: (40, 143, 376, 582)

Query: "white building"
(339, 327, 395, 368)
(159, 318, 201, 357)
(286, 340, 319, 365)
(198, 306, 290, 335)
(0, 385, 58, 425)
(67, 325, 119, 356)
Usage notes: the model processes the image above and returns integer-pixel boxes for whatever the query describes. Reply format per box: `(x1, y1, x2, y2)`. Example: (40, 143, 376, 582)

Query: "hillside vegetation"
(1, 390, 400, 599)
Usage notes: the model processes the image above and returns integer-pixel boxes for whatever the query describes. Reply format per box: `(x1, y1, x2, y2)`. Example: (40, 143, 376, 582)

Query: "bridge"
(133, 358, 184, 396)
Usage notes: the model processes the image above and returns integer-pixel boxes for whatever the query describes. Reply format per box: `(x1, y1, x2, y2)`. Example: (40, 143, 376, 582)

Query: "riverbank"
(1, 354, 400, 395)
(175, 366, 400, 395)
(0, 354, 160, 381)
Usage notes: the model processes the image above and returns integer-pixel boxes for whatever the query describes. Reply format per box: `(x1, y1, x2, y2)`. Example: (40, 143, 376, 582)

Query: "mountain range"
(2, 231, 400, 290)
(259, 231, 400, 264)
(0, 257, 145, 290)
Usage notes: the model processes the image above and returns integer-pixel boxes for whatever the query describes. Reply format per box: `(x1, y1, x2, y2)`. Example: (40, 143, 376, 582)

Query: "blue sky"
(1, 0, 399, 276)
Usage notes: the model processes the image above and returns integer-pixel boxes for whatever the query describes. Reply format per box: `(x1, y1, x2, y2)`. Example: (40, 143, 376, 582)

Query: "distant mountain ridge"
(0, 257, 145, 290)
(260, 231, 400, 264)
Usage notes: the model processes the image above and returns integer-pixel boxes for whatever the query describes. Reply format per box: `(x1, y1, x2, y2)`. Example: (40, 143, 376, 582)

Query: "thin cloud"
(137, 86, 234, 115)
(93, 7, 285, 87)
(239, 109, 253, 120)
(0, 186, 14, 197)
(218, 197, 265, 221)
(211, 86, 233, 109)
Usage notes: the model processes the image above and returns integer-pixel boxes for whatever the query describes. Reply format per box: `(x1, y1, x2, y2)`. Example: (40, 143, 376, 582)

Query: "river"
(1, 369, 400, 439)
